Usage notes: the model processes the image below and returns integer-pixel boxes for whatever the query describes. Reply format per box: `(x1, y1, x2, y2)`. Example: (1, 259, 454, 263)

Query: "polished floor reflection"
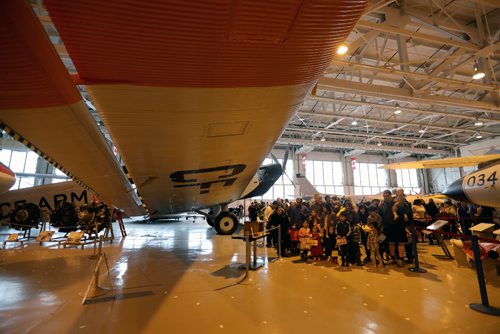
(1, 219, 499, 333)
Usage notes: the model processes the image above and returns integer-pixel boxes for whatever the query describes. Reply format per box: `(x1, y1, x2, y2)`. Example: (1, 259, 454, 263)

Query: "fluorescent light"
(474, 120, 483, 126)
(476, 133, 482, 139)
(377, 142, 382, 146)
(418, 129, 425, 133)
(320, 137, 325, 142)
(427, 145, 432, 149)
(472, 63, 485, 80)
(337, 45, 348, 55)
(351, 120, 358, 126)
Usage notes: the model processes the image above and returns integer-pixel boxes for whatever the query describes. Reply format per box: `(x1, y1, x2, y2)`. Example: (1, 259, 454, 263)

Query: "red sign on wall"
(351, 157, 357, 171)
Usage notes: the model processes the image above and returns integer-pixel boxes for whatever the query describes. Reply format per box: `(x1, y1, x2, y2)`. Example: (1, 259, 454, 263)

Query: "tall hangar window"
(353, 163, 388, 195)
(259, 158, 294, 201)
(305, 160, 344, 196)
(0, 148, 69, 190)
(396, 169, 421, 195)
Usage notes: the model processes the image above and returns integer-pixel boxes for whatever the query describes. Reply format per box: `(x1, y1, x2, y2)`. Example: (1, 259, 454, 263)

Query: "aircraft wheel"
(214, 212, 238, 235)
(207, 216, 215, 227)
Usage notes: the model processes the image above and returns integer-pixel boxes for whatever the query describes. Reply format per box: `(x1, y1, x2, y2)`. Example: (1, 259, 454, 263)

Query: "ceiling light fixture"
(337, 44, 348, 55)
(418, 127, 425, 133)
(476, 132, 483, 139)
(474, 118, 483, 126)
(351, 120, 358, 126)
(320, 136, 325, 142)
(472, 62, 485, 80)
(377, 142, 382, 146)
(394, 103, 402, 114)
(427, 145, 432, 149)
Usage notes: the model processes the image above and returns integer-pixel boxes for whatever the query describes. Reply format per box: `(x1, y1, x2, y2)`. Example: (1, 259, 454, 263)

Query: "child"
(310, 226, 323, 262)
(298, 220, 311, 261)
(335, 212, 351, 267)
(367, 206, 386, 261)
(324, 225, 337, 264)
(348, 222, 362, 266)
(363, 220, 383, 268)
(288, 224, 300, 256)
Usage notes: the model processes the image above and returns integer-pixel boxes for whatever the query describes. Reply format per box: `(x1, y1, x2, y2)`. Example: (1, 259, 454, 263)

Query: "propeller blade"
(269, 151, 295, 186)
(283, 146, 290, 171)
(283, 170, 295, 186)
(270, 152, 280, 165)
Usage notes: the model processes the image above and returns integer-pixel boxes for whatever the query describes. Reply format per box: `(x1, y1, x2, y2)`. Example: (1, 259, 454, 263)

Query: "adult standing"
(264, 201, 277, 247)
(379, 189, 401, 264)
(289, 198, 310, 228)
(268, 206, 290, 256)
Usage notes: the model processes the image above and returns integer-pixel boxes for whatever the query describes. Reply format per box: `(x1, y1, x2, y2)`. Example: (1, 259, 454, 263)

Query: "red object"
(0, 1, 82, 109)
(289, 228, 299, 241)
(45, 0, 367, 88)
(351, 157, 357, 171)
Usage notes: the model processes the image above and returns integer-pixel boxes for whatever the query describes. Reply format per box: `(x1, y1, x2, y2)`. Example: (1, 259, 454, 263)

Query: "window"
(306, 160, 344, 196)
(0, 148, 70, 189)
(353, 163, 388, 195)
(396, 169, 421, 195)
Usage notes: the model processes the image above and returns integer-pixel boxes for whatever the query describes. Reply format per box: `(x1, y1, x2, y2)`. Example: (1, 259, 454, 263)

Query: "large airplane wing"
(42, 1, 366, 215)
(1, 1, 367, 232)
(0, 1, 144, 216)
(381, 154, 500, 169)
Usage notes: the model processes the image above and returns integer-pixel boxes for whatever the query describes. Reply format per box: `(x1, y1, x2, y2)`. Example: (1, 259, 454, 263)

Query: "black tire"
(207, 216, 215, 227)
(214, 212, 238, 235)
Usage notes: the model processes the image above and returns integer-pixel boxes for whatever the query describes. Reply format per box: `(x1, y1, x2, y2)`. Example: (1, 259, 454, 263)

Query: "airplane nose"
(443, 177, 467, 202)
(0, 164, 15, 194)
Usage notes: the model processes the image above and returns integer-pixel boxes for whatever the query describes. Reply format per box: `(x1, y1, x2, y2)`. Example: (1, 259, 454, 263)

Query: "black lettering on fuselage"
(71, 190, 87, 204)
(38, 197, 52, 211)
(170, 164, 246, 194)
(54, 194, 67, 206)
(0, 190, 89, 218)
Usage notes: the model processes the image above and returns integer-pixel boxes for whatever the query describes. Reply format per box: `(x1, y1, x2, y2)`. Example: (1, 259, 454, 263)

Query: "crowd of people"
(246, 191, 497, 269)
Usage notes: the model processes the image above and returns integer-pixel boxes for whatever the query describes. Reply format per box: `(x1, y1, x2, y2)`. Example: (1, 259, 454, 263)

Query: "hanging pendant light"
(472, 62, 485, 80)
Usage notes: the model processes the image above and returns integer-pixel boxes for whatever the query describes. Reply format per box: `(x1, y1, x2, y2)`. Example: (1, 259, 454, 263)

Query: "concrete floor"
(1, 219, 499, 334)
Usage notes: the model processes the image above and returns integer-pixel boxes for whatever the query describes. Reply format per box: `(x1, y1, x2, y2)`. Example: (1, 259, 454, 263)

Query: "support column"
(342, 151, 354, 196)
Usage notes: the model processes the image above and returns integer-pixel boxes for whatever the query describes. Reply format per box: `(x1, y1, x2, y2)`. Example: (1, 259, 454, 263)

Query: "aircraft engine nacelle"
(50, 202, 79, 231)
(78, 202, 110, 235)
(444, 164, 499, 208)
(9, 202, 42, 230)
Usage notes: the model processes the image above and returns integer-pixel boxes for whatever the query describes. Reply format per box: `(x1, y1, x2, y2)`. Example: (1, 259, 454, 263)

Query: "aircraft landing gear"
(195, 205, 239, 235)
(214, 211, 238, 235)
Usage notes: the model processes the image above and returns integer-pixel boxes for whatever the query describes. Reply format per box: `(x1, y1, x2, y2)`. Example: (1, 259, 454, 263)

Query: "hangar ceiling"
(32, 0, 500, 158)
(279, 0, 500, 157)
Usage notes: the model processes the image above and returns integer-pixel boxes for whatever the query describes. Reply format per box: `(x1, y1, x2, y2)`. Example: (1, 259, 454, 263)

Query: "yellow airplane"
(382, 154, 500, 208)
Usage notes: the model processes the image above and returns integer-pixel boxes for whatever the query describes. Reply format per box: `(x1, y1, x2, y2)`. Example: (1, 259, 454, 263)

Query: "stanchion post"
(278, 225, 282, 260)
(409, 222, 427, 273)
(253, 235, 257, 268)
(469, 234, 500, 315)
(245, 234, 250, 277)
